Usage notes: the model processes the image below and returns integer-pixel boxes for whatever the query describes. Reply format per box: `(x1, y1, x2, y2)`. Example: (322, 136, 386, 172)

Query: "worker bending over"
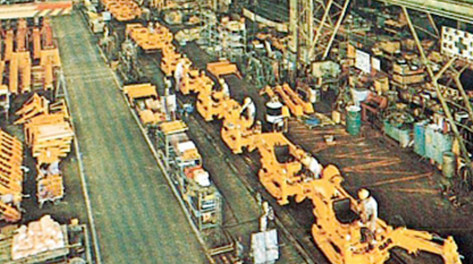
(357, 188, 378, 243)
(302, 155, 322, 179)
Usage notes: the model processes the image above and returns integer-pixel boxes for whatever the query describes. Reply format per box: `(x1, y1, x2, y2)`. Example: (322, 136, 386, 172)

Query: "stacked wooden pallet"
(0, 129, 23, 222)
(15, 94, 73, 206)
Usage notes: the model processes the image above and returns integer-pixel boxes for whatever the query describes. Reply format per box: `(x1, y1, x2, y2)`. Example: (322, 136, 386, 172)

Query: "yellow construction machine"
(157, 25, 463, 264)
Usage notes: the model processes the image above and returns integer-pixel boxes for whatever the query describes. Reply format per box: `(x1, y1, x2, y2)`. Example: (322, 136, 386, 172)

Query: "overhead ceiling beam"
(377, 0, 473, 24)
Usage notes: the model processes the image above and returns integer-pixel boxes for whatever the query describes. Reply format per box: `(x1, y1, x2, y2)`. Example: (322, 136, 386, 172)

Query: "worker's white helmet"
(358, 188, 370, 200)
(219, 78, 225, 84)
(244, 97, 252, 104)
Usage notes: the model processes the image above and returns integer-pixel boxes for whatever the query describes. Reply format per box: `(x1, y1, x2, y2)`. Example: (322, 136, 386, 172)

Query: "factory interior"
(0, 0, 472, 263)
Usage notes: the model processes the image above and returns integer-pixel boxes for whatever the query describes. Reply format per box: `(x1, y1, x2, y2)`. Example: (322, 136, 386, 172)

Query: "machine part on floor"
(220, 97, 260, 154)
(207, 60, 242, 79)
(156, 120, 222, 230)
(261, 83, 314, 118)
(161, 48, 192, 77)
(1, 215, 91, 263)
(174, 26, 202, 44)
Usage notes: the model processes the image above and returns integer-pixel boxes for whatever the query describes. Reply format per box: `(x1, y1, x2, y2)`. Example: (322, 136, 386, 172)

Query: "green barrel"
(442, 152, 456, 178)
(346, 105, 361, 136)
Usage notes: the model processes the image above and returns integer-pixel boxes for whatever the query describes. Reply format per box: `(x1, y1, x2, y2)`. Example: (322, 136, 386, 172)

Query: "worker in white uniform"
(164, 78, 177, 120)
(219, 78, 230, 98)
(174, 57, 185, 92)
(242, 97, 256, 123)
(308, 156, 322, 179)
(302, 155, 322, 179)
(358, 188, 378, 243)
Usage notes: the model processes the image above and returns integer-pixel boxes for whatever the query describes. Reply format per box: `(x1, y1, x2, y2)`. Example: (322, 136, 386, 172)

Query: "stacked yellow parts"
(0, 129, 23, 222)
(123, 83, 167, 125)
(4, 18, 61, 94)
(102, 0, 141, 21)
(126, 23, 173, 52)
(15, 94, 73, 206)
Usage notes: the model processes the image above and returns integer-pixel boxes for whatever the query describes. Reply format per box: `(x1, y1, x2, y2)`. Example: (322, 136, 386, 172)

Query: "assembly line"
(0, 0, 472, 264)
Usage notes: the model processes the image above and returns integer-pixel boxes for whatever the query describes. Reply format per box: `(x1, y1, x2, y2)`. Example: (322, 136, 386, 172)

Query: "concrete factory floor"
(51, 13, 207, 264)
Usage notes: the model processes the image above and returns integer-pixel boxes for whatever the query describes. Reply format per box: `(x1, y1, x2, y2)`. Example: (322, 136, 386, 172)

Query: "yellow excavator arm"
(387, 228, 462, 264)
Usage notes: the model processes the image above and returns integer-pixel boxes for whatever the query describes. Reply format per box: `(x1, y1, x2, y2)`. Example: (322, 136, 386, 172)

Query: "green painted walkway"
(52, 13, 207, 264)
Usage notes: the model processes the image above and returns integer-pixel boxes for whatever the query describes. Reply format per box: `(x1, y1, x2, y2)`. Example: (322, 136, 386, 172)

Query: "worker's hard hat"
(219, 78, 225, 84)
(244, 97, 251, 104)
(358, 189, 370, 200)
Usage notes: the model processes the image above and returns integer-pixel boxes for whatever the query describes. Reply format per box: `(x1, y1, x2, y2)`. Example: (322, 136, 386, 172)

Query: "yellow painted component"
(4, 30, 14, 62)
(159, 120, 188, 135)
(101, 0, 141, 21)
(32, 27, 41, 60)
(37, 173, 64, 203)
(282, 83, 314, 114)
(180, 69, 214, 95)
(0, 130, 23, 223)
(0, 201, 20, 222)
(138, 109, 166, 125)
(207, 60, 241, 79)
(36, 148, 62, 165)
(123, 83, 158, 105)
(9, 51, 32, 94)
(40, 48, 61, 90)
(161, 53, 191, 77)
(263, 83, 314, 117)
(126, 23, 173, 51)
(15, 93, 49, 124)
